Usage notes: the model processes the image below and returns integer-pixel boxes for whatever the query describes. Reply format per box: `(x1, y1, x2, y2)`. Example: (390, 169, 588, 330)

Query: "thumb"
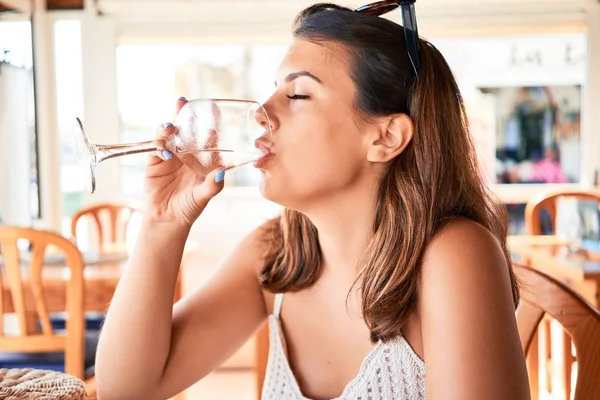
(192, 168, 226, 204)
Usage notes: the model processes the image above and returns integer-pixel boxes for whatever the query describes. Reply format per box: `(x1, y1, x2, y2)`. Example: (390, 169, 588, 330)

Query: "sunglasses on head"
(354, 0, 420, 77)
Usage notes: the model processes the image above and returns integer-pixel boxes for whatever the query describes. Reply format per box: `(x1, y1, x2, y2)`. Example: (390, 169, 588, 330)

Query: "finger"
(192, 168, 226, 206)
(147, 149, 174, 167)
(176, 96, 188, 115)
(147, 136, 171, 166)
(157, 122, 176, 139)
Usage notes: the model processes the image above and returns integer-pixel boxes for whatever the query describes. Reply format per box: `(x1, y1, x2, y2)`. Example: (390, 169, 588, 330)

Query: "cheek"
(264, 130, 365, 201)
(284, 119, 361, 173)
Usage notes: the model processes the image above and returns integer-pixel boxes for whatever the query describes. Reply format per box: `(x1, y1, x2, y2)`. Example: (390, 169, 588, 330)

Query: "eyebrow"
(275, 71, 323, 87)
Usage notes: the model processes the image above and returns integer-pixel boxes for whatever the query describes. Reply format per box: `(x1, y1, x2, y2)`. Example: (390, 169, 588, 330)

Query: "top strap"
(273, 293, 284, 318)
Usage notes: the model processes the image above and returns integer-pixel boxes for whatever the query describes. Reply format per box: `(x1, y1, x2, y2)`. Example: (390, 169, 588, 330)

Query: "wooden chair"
(0, 225, 96, 398)
(524, 189, 600, 236)
(70, 201, 143, 252)
(515, 263, 600, 400)
(68, 201, 143, 331)
(524, 189, 600, 399)
(70, 201, 183, 304)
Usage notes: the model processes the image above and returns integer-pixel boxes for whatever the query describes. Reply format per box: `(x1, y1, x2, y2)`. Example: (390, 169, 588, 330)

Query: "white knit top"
(261, 293, 426, 400)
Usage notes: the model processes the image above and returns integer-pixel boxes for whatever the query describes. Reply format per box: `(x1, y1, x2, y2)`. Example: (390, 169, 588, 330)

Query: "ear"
(366, 113, 414, 163)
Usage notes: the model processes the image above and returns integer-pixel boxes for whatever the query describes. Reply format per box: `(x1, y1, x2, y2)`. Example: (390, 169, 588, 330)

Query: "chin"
(257, 174, 294, 209)
(258, 175, 280, 204)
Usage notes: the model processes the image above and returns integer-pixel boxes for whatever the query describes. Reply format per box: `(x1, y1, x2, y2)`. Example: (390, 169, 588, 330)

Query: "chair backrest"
(70, 201, 142, 251)
(0, 225, 85, 379)
(514, 264, 600, 399)
(524, 189, 600, 235)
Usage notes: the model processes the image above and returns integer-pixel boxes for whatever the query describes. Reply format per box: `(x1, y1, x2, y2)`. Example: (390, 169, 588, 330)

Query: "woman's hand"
(143, 97, 226, 227)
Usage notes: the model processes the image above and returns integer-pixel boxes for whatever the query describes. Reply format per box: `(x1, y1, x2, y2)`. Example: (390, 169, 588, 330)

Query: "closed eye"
(286, 94, 310, 100)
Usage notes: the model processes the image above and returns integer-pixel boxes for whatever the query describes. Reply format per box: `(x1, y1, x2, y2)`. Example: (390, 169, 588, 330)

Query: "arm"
(419, 219, 530, 400)
(95, 221, 270, 400)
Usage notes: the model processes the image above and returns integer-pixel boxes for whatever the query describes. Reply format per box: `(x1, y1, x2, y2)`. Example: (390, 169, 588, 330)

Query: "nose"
(254, 102, 277, 135)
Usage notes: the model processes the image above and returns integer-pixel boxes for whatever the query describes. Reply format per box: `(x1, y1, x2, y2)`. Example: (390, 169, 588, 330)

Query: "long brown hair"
(259, 3, 518, 343)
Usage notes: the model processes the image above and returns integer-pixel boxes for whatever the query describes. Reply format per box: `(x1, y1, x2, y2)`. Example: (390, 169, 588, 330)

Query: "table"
(1, 249, 184, 315)
(1, 251, 128, 315)
(509, 235, 600, 307)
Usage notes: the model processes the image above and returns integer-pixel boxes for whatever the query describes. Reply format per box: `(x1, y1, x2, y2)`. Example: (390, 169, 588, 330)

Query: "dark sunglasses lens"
(356, 3, 399, 16)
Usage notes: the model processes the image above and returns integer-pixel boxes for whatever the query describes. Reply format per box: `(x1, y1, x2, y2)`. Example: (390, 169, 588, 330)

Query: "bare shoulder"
(420, 218, 513, 297)
(423, 218, 507, 269)
(418, 218, 529, 399)
(419, 217, 515, 322)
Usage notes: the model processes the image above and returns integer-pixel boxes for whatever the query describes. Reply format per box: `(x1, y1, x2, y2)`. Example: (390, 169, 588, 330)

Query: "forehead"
(278, 39, 354, 89)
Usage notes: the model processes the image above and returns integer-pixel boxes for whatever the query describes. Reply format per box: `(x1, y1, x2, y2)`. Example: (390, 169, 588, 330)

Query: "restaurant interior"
(1, 0, 599, 399)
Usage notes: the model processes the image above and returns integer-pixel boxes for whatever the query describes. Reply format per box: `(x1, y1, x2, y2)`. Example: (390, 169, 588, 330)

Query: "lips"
(254, 139, 273, 168)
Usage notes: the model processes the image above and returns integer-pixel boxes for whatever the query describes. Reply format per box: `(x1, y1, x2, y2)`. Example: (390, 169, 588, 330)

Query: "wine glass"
(73, 99, 272, 193)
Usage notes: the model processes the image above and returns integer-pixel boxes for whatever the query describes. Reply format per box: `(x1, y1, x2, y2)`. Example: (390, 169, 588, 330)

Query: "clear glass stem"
(94, 141, 262, 167)
(95, 140, 158, 162)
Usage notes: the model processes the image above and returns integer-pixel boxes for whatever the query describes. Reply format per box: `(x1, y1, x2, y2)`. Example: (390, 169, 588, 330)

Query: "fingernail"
(162, 122, 173, 128)
(162, 149, 173, 160)
(215, 169, 225, 183)
(178, 96, 187, 101)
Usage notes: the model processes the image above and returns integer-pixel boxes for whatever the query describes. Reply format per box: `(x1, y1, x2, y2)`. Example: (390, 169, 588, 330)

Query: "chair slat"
(29, 242, 54, 336)
(109, 209, 119, 243)
(3, 241, 29, 336)
(91, 211, 104, 250)
(0, 335, 65, 352)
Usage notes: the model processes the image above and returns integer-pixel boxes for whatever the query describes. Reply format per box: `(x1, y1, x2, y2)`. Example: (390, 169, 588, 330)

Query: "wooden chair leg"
(527, 329, 540, 400)
(543, 318, 553, 394)
(562, 332, 572, 400)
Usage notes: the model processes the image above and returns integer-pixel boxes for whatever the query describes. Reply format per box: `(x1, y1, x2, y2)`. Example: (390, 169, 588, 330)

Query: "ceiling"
(1, 0, 598, 13)
(0, 0, 597, 31)
(0, 0, 82, 12)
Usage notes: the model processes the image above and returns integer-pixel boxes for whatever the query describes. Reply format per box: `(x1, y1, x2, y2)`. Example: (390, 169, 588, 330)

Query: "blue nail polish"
(162, 122, 173, 128)
(162, 149, 173, 160)
(178, 96, 187, 101)
(215, 169, 225, 183)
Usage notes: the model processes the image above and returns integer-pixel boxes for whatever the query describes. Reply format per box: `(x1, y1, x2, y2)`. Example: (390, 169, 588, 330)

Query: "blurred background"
(2, 0, 599, 236)
(1, 1, 600, 399)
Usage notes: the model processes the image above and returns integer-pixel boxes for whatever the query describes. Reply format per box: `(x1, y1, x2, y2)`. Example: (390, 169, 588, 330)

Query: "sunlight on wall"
(54, 20, 85, 238)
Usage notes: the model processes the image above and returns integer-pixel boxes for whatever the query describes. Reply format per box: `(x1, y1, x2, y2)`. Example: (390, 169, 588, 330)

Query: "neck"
(302, 177, 380, 279)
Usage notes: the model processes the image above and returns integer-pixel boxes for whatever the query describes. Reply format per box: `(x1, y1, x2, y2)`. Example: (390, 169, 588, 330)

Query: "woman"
(95, 2, 530, 399)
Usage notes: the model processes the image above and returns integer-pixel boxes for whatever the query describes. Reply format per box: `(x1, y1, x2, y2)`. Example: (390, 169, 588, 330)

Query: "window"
(482, 85, 581, 184)
(431, 34, 587, 234)
(433, 34, 587, 186)
(0, 20, 38, 225)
